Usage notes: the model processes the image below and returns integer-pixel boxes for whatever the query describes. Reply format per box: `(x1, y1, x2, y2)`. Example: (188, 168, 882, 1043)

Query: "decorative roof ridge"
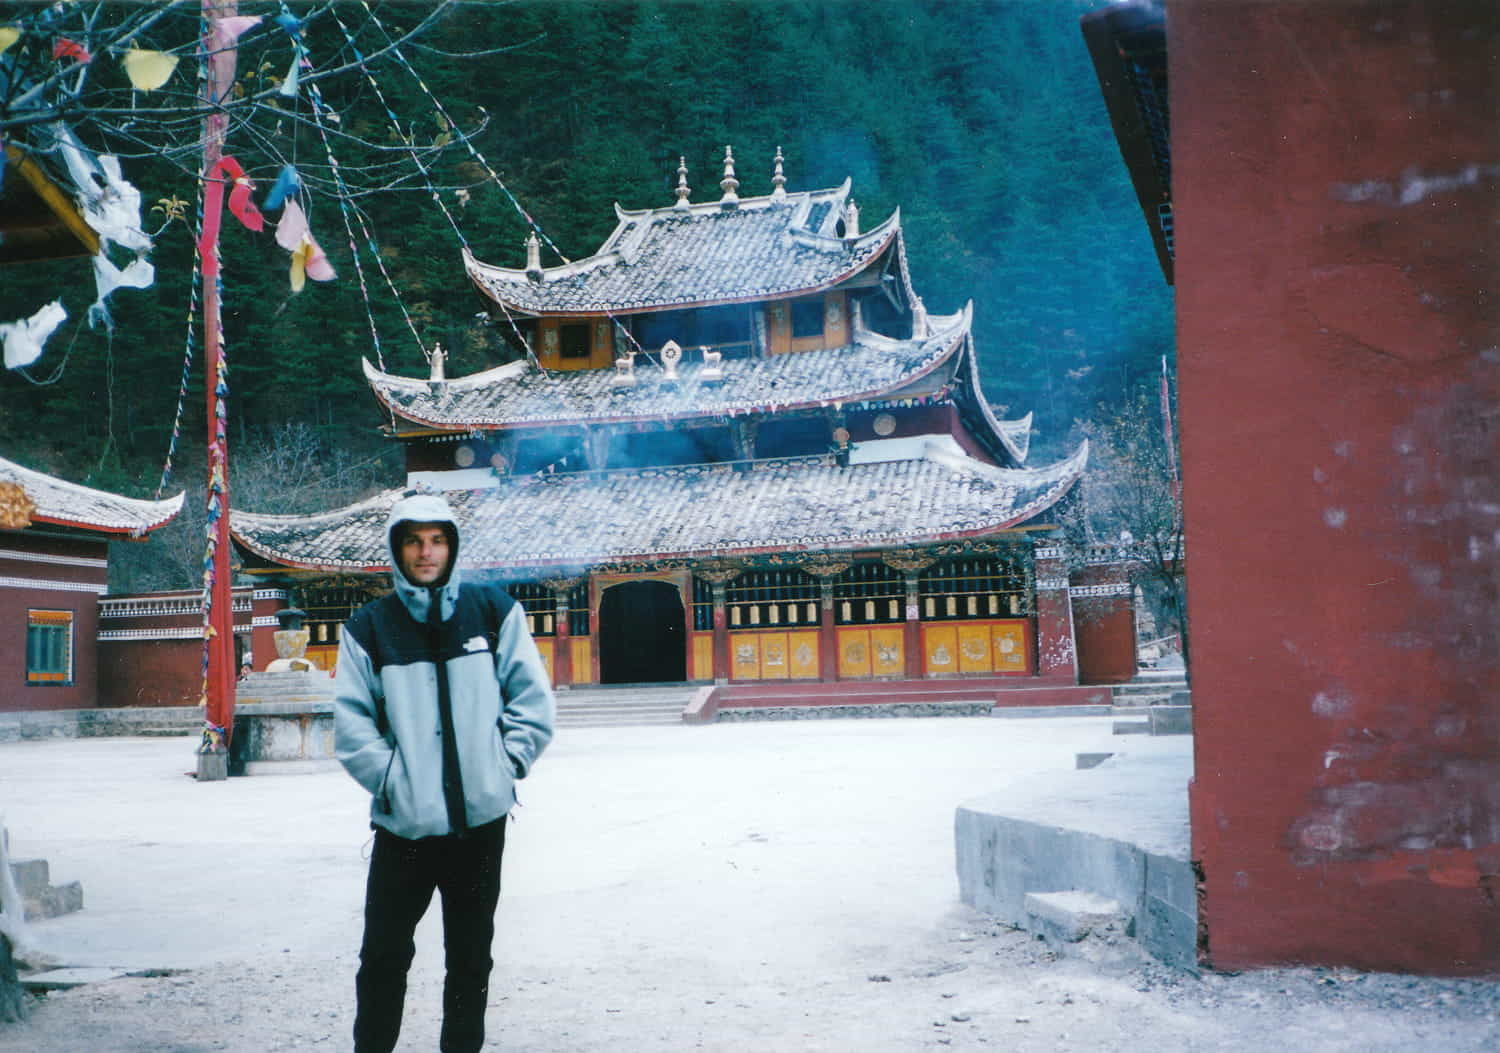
(996, 411, 1035, 464)
(0, 453, 184, 535)
(923, 437, 1088, 488)
(462, 243, 622, 287)
(362, 355, 528, 393)
(365, 309, 971, 431)
(956, 320, 1030, 465)
(786, 204, 899, 254)
(608, 178, 851, 229)
(234, 485, 399, 530)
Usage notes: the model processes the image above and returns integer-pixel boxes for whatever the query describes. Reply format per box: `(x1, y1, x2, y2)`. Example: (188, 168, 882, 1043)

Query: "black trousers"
(354, 817, 507, 1053)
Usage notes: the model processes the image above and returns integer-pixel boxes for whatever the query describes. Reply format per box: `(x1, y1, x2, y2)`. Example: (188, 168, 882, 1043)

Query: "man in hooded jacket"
(334, 491, 555, 1053)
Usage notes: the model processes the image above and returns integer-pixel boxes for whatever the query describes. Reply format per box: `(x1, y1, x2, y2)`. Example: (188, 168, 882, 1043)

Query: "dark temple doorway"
(598, 580, 686, 684)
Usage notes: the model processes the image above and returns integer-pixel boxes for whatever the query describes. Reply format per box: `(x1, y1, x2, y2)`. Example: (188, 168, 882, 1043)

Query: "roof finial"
(843, 198, 860, 238)
(719, 145, 740, 209)
(525, 230, 542, 279)
(674, 156, 691, 208)
(771, 146, 787, 200)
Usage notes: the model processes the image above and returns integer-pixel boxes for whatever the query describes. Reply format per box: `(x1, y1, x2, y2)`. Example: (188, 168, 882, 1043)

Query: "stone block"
(1148, 706, 1193, 736)
(1112, 720, 1150, 735)
(8, 858, 49, 899)
(1024, 890, 1129, 942)
(20, 967, 126, 991)
(196, 751, 228, 781)
(954, 809, 1144, 925)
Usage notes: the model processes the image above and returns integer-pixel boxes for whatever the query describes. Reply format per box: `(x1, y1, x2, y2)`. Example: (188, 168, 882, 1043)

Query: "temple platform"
(685, 676, 1117, 723)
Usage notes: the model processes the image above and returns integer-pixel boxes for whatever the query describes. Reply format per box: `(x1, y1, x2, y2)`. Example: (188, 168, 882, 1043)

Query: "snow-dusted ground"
(1, 719, 1495, 1051)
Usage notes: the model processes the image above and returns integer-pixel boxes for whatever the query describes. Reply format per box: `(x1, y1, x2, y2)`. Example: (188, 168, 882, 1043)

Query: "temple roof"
(231, 443, 1087, 573)
(368, 307, 973, 431)
(0, 454, 184, 536)
(464, 181, 901, 316)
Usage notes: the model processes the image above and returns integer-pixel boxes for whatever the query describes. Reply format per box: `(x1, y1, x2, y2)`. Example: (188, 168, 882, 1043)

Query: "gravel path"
(1, 720, 1496, 1051)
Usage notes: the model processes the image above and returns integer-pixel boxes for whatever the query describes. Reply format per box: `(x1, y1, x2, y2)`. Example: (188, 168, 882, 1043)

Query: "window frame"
(26, 608, 75, 686)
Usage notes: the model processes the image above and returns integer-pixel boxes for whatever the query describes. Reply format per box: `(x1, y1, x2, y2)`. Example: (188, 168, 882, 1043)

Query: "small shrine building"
(232, 152, 1131, 689)
(0, 454, 183, 712)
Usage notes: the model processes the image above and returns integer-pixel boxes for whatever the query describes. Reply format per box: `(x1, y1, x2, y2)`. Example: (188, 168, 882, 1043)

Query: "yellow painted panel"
(691, 633, 714, 681)
(870, 626, 904, 677)
(958, 623, 991, 673)
(570, 638, 593, 685)
(788, 631, 819, 679)
(759, 632, 790, 680)
(924, 625, 958, 675)
(730, 632, 760, 681)
(992, 622, 1029, 673)
(837, 627, 872, 679)
(535, 638, 554, 684)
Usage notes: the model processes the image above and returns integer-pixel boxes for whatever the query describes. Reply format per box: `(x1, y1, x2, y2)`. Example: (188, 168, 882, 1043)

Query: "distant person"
(334, 491, 555, 1053)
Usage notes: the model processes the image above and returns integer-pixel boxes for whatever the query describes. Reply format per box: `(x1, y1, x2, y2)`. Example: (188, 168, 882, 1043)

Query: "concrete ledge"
(954, 743, 1197, 971)
(993, 705, 1112, 719)
(0, 707, 201, 743)
(1149, 705, 1193, 735)
(716, 701, 992, 722)
(1024, 889, 1128, 942)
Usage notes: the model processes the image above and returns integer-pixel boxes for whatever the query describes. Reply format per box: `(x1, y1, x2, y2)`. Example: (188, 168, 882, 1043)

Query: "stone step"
(558, 714, 685, 728)
(1113, 681, 1188, 697)
(8, 859, 84, 922)
(1024, 889, 1131, 944)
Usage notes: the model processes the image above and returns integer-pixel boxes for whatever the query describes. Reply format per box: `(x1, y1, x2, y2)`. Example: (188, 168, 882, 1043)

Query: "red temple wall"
(0, 534, 108, 713)
(1172, 0, 1500, 974)
(1070, 564, 1136, 686)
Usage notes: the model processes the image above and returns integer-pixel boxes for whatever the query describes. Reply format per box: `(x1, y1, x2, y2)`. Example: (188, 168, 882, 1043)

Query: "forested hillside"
(0, 0, 1171, 587)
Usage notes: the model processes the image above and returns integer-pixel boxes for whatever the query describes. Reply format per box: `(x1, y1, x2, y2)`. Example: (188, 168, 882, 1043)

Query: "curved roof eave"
(229, 439, 1086, 575)
(364, 304, 972, 432)
(461, 198, 902, 317)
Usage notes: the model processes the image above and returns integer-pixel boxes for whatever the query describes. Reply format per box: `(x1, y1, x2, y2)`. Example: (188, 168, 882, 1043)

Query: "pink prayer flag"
(210, 15, 262, 51)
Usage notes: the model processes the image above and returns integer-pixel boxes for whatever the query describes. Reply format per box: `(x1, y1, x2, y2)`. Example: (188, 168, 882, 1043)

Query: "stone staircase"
(554, 684, 699, 729)
(1110, 668, 1191, 735)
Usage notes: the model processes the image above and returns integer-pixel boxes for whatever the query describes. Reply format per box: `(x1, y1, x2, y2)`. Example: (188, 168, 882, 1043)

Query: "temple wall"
(0, 534, 107, 713)
(1172, 0, 1500, 974)
(96, 588, 285, 709)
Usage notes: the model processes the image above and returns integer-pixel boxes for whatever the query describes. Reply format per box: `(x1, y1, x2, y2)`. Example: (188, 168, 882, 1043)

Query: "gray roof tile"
(231, 445, 1087, 574)
(369, 308, 971, 429)
(0, 454, 184, 536)
(464, 183, 899, 315)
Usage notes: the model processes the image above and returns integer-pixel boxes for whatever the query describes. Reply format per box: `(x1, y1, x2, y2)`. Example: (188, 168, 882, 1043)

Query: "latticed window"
(918, 555, 1031, 620)
(565, 583, 590, 636)
(726, 569, 818, 629)
(691, 577, 715, 632)
(509, 583, 555, 636)
(834, 562, 904, 625)
(26, 609, 73, 685)
(302, 584, 382, 645)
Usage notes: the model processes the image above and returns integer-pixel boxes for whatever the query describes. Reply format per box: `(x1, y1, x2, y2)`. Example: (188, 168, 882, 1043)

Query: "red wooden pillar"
(818, 580, 838, 681)
(551, 588, 571, 688)
(1033, 544, 1078, 681)
(711, 582, 730, 683)
(902, 572, 923, 679)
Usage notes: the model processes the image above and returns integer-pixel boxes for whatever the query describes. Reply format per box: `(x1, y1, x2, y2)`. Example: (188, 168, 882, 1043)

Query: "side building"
(0, 455, 182, 713)
(232, 154, 1134, 689)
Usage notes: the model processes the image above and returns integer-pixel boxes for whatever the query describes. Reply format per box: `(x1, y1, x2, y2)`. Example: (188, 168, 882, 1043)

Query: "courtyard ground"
(0, 717, 1495, 1051)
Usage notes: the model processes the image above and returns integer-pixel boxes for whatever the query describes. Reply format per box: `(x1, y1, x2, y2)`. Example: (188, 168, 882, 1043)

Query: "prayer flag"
(122, 49, 179, 92)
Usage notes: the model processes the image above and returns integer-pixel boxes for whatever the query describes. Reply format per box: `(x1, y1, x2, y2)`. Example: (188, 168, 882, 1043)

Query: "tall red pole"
(201, 0, 238, 752)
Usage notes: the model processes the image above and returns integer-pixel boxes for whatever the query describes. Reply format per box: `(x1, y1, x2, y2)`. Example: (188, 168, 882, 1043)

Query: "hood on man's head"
(386, 491, 460, 587)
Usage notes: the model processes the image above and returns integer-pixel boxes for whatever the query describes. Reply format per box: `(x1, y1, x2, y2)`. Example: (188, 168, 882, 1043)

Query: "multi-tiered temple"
(232, 150, 1112, 688)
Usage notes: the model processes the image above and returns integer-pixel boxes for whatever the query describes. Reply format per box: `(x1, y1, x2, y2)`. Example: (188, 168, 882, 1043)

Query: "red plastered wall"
(1172, 0, 1500, 974)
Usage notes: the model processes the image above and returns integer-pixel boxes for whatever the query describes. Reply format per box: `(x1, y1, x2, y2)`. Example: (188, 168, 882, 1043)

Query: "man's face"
(397, 523, 451, 586)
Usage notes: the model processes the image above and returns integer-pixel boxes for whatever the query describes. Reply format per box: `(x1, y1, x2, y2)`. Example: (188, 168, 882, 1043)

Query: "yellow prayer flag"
(0, 27, 21, 55)
(122, 48, 179, 92)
